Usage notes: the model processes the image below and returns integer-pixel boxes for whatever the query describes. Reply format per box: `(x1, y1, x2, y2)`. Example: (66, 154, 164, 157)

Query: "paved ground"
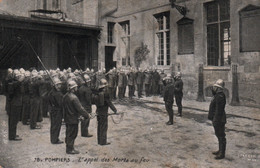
(0, 95, 259, 168)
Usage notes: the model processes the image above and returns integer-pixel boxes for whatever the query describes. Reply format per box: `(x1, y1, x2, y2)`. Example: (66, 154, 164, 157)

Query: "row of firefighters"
(1, 66, 183, 154)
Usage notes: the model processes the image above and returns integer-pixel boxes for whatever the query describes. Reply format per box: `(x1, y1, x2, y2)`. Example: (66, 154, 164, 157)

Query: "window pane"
(207, 24, 219, 66)
(206, 1, 218, 23)
(220, 0, 230, 21)
(221, 22, 231, 66)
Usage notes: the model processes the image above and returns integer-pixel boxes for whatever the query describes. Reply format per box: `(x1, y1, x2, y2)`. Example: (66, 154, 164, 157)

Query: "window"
(154, 12, 170, 66)
(177, 17, 194, 54)
(37, 0, 61, 10)
(107, 22, 115, 43)
(119, 21, 130, 66)
(206, 0, 230, 66)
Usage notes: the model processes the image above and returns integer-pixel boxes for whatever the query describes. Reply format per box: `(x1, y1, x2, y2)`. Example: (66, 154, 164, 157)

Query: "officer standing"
(163, 74, 174, 125)
(21, 71, 31, 125)
(136, 68, 144, 98)
(78, 74, 93, 138)
(106, 70, 115, 99)
(8, 70, 24, 140)
(127, 68, 136, 99)
(93, 79, 117, 145)
(48, 77, 64, 144)
(208, 79, 227, 160)
(174, 72, 183, 117)
(29, 71, 42, 129)
(117, 69, 125, 99)
(63, 80, 90, 154)
(159, 69, 166, 97)
(144, 69, 152, 97)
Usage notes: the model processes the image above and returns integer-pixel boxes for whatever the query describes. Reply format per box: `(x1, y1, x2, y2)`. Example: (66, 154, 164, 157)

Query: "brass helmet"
(213, 79, 224, 88)
(83, 74, 91, 82)
(99, 78, 108, 89)
(53, 77, 62, 86)
(67, 80, 78, 90)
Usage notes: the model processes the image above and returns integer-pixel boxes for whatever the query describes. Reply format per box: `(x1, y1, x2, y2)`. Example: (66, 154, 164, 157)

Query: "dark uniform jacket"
(8, 80, 23, 106)
(159, 73, 167, 85)
(78, 85, 92, 112)
(118, 72, 125, 87)
(144, 72, 152, 84)
(163, 83, 174, 102)
(93, 89, 117, 115)
(208, 90, 226, 124)
(106, 73, 114, 88)
(127, 72, 135, 86)
(174, 79, 183, 95)
(48, 88, 63, 111)
(63, 92, 89, 124)
(136, 71, 144, 85)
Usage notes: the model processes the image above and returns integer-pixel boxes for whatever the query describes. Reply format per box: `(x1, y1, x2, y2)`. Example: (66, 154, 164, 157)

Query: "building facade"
(98, 0, 260, 107)
(0, 0, 100, 71)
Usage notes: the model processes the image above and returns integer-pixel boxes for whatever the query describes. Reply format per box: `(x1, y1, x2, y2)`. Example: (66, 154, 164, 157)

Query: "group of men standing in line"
(1, 66, 226, 159)
(2, 67, 118, 154)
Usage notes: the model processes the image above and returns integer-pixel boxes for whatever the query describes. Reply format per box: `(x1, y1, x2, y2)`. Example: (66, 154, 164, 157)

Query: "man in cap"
(208, 79, 227, 160)
(174, 72, 183, 117)
(48, 77, 64, 144)
(63, 80, 90, 154)
(92, 79, 117, 145)
(8, 70, 24, 140)
(78, 74, 93, 137)
(163, 74, 174, 125)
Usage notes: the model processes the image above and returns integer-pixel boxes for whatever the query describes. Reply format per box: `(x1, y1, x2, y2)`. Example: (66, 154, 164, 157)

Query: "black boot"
(212, 142, 221, 155)
(215, 138, 226, 160)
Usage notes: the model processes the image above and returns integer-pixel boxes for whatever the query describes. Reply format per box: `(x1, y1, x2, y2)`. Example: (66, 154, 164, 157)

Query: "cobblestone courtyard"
(0, 95, 259, 168)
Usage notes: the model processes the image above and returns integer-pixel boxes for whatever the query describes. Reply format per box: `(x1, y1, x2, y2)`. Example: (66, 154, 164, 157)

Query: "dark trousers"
(5, 96, 11, 115)
(118, 87, 124, 99)
(8, 105, 22, 140)
(175, 93, 183, 115)
(97, 115, 108, 145)
(145, 84, 150, 97)
(128, 85, 134, 98)
(108, 87, 114, 100)
(213, 123, 226, 154)
(123, 86, 126, 97)
(41, 98, 49, 118)
(30, 97, 42, 129)
(81, 118, 90, 136)
(65, 124, 78, 151)
(22, 96, 30, 125)
(113, 87, 117, 99)
(165, 101, 173, 123)
(137, 84, 143, 97)
(159, 84, 164, 96)
(50, 109, 62, 143)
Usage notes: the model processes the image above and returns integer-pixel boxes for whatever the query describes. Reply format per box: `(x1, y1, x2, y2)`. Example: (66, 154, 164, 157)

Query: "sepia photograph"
(0, 0, 259, 167)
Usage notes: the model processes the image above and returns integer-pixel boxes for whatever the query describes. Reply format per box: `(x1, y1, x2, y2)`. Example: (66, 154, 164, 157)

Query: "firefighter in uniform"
(208, 79, 227, 160)
(163, 74, 174, 125)
(48, 77, 64, 144)
(127, 68, 136, 99)
(78, 74, 93, 137)
(29, 71, 42, 129)
(63, 80, 90, 154)
(136, 68, 144, 98)
(174, 72, 183, 117)
(21, 71, 31, 125)
(8, 70, 24, 140)
(93, 79, 117, 145)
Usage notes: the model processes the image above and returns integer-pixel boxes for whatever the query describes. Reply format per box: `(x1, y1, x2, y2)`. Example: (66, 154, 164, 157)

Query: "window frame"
(154, 11, 170, 66)
(205, 0, 230, 67)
